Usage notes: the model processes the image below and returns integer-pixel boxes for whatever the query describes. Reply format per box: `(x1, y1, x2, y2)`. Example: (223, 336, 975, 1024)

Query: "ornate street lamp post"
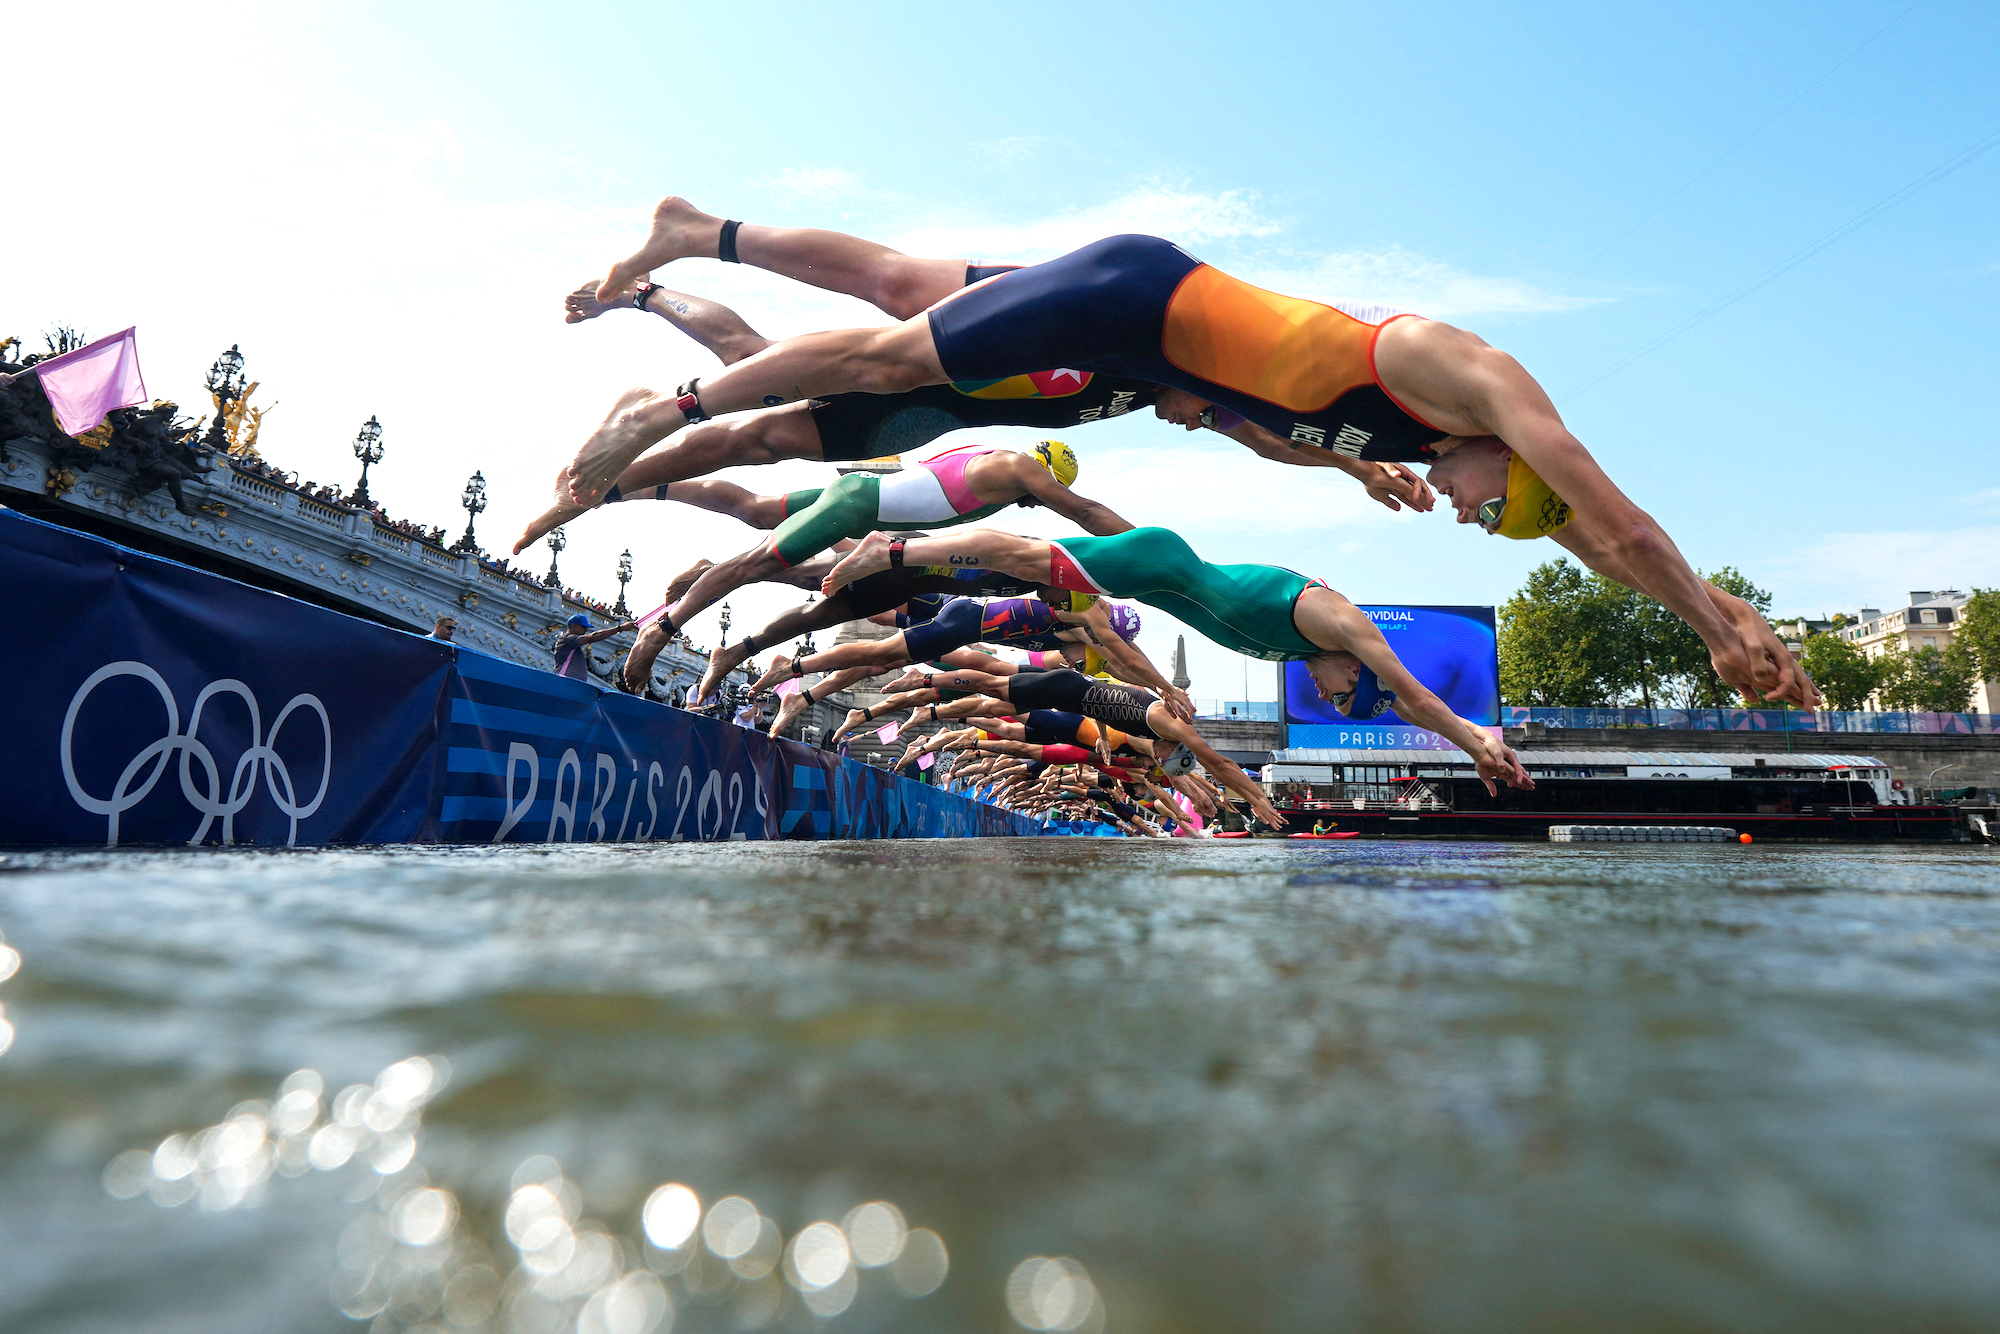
(349, 415, 384, 508)
(718, 602, 732, 647)
(799, 591, 817, 655)
(452, 470, 487, 554)
(201, 344, 246, 452)
(613, 549, 633, 616)
(544, 527, 566, 587)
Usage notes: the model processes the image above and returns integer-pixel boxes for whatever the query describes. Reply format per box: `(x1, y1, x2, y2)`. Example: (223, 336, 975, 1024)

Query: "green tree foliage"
(1796, 634, 1881, 711)
(1953, 589, 2000, 684)
(1876, 644, 1979, 714)
(1497, 560, 1623, 705)
(1497, 560, 1778, 708)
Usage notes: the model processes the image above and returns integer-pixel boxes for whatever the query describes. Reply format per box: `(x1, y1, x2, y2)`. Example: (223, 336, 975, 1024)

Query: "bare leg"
(596, 196, 974, 318)
(751, 634, 910, 693)
(565, 280, 774, 367)
(560, 319, 944, 505)
(656, 480, 792, 530)
(822, 528, 1054, 595)
(515, 406, 822, 553)
(620, 541, 781, 692)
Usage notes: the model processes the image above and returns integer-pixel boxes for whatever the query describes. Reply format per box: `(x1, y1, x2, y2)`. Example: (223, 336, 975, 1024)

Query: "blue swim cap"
(566, 613, 591, 629)
(1337, 664, 1397, 720)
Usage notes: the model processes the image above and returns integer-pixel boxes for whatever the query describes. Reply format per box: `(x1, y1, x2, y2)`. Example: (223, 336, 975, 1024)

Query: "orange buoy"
(1738, 833, 1753, 844)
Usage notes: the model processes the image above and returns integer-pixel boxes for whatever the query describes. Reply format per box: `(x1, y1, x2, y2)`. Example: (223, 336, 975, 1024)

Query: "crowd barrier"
(2, 510, 1045, 847)
(1501, 705, 2000, 736)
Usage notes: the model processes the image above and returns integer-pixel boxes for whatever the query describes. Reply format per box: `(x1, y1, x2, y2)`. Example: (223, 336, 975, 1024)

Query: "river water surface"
(0, 840, 1996, 1333)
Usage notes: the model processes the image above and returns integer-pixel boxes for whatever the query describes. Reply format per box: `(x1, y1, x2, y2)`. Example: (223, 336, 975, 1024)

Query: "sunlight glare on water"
(0, 839, 1996, 1331)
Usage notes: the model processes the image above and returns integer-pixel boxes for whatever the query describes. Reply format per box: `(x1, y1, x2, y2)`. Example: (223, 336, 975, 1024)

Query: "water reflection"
(102, 1061, 963, 1332)
(0, 931, 18, 1057)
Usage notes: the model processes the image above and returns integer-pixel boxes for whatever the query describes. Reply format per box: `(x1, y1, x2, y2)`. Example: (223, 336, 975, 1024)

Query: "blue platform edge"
(1, 507, 1052, 846)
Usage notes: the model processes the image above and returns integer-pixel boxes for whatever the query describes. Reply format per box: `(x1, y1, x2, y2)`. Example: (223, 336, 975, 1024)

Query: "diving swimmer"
(559, 205, 1814, 709)
(618, 440, 1129, 690)
(521, 199, 1437, 553)
(821, 526, 1532, 795)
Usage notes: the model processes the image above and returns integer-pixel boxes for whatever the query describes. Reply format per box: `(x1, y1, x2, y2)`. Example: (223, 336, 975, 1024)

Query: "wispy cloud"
(1763, 525, 2000, 612)
(975, 136, 1053, 164)
(1240, 247, 1606, 319)
(757, 166, 864, 202)
(889, 184, 1594, 318)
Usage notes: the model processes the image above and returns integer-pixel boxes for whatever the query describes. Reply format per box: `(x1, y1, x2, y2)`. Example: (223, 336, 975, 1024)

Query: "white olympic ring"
(60, 661, 332, 847)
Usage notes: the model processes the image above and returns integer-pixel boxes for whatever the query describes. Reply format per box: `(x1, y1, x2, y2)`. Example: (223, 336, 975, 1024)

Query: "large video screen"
(1283, 605, 1498, 750)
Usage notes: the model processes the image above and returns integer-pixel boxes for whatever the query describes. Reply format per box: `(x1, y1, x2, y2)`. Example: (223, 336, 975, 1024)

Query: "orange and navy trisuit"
(927, 235, 1449, 462)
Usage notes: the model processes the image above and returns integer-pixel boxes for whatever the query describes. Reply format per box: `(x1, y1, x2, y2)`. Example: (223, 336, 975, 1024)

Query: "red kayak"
(1213, 830, 1253, 839)
(1288, 832, 1359, 840)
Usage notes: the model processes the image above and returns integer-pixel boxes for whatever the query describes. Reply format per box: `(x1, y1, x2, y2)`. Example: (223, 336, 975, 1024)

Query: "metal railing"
(1191, 700, 1282, 721)
(1502, 706, 2000, 736)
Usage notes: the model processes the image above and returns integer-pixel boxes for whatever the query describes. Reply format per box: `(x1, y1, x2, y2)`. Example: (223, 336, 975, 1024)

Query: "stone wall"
(1505, 725, 2000, 795)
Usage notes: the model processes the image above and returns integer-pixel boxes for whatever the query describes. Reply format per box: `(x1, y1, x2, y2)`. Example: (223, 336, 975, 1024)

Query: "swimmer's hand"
(1470, 735, 1534, 796)
(1163, 685, 1196, 722)
(1363, 462, 1435, 513)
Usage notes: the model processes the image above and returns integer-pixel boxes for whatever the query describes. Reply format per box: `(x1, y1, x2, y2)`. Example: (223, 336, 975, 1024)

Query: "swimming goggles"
(1476, 497, 1506, 533)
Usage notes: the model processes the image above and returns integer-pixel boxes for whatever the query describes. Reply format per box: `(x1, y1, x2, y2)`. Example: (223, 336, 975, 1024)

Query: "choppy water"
(0, 840, 1997, 1333)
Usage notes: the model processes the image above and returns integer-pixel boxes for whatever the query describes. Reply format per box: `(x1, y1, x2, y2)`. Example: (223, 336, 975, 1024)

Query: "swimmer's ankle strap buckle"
(888, 538, 905, 569)
(633, 282, 661, 312)
(674, 378, 711, 424)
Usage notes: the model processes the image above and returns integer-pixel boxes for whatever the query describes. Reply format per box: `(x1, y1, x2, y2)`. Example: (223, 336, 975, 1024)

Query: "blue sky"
(10, 0, 1997, 697)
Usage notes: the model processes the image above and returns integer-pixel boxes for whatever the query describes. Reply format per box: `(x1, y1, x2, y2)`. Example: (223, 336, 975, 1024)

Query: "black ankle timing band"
(739, 632, 762, 655)
(673, 379, 710, 424)
(718, 220, 742, 264)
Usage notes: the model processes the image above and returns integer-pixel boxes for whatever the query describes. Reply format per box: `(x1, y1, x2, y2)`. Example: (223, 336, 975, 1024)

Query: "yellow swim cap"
(1064, 589, 1099, 613)
(1032, 439, 1078, 488)
(1484, 453, 1573, 540)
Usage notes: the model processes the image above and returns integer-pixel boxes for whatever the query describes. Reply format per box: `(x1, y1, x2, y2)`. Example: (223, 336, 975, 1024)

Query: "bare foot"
(767, 689, 810, 739)
(565, 279, 637, 325)
(746, 655, 803, 697)
(883, 667, 928, 693)
(515, 495, 592, 555)
(565, 388, 672, 506)
(663, 559, 713, 606)
(596, 196, 724, 301)
(622, 624, 670, 691)
(827, 708, 869, 745)
(821, 532, 894, 595)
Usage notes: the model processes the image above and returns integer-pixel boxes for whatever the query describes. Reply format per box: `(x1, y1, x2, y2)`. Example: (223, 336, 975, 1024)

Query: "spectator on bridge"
(553, 612, 636, 681)
(430, 616, 457, 642)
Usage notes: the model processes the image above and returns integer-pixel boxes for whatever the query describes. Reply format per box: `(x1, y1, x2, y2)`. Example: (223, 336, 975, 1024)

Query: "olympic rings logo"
(60, 661, 332, 847)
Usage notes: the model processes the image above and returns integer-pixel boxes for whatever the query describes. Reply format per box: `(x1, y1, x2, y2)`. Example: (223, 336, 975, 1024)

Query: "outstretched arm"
(1148, 714, 1286, 827)
(1467, 357, 1807, 707)
(1005, 457, 1136, 536)
(1223, 422, 1436, 512)
(1549, 525, 1820, 710)
(1059, 605, 1193, 719)
(1307, 596, 1532, 795)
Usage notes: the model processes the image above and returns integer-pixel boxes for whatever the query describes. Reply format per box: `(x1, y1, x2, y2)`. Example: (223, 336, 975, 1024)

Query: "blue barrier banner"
(1, 510, 449, 846)
(439, 650, 788, 843)
(1, 509, 1053, 846)
(434, 650, 1045, 842)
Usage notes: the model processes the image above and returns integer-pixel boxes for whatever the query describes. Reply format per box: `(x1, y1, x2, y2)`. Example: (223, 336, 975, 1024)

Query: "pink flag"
(918, 751, 935, 770)
(876, 721, 901, 743)
(774, 676, 802, 697)
(30, 327, 148, 436)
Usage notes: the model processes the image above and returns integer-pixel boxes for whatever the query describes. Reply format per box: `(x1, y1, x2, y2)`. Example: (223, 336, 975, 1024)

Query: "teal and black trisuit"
(1044, 528, 1327, 662)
